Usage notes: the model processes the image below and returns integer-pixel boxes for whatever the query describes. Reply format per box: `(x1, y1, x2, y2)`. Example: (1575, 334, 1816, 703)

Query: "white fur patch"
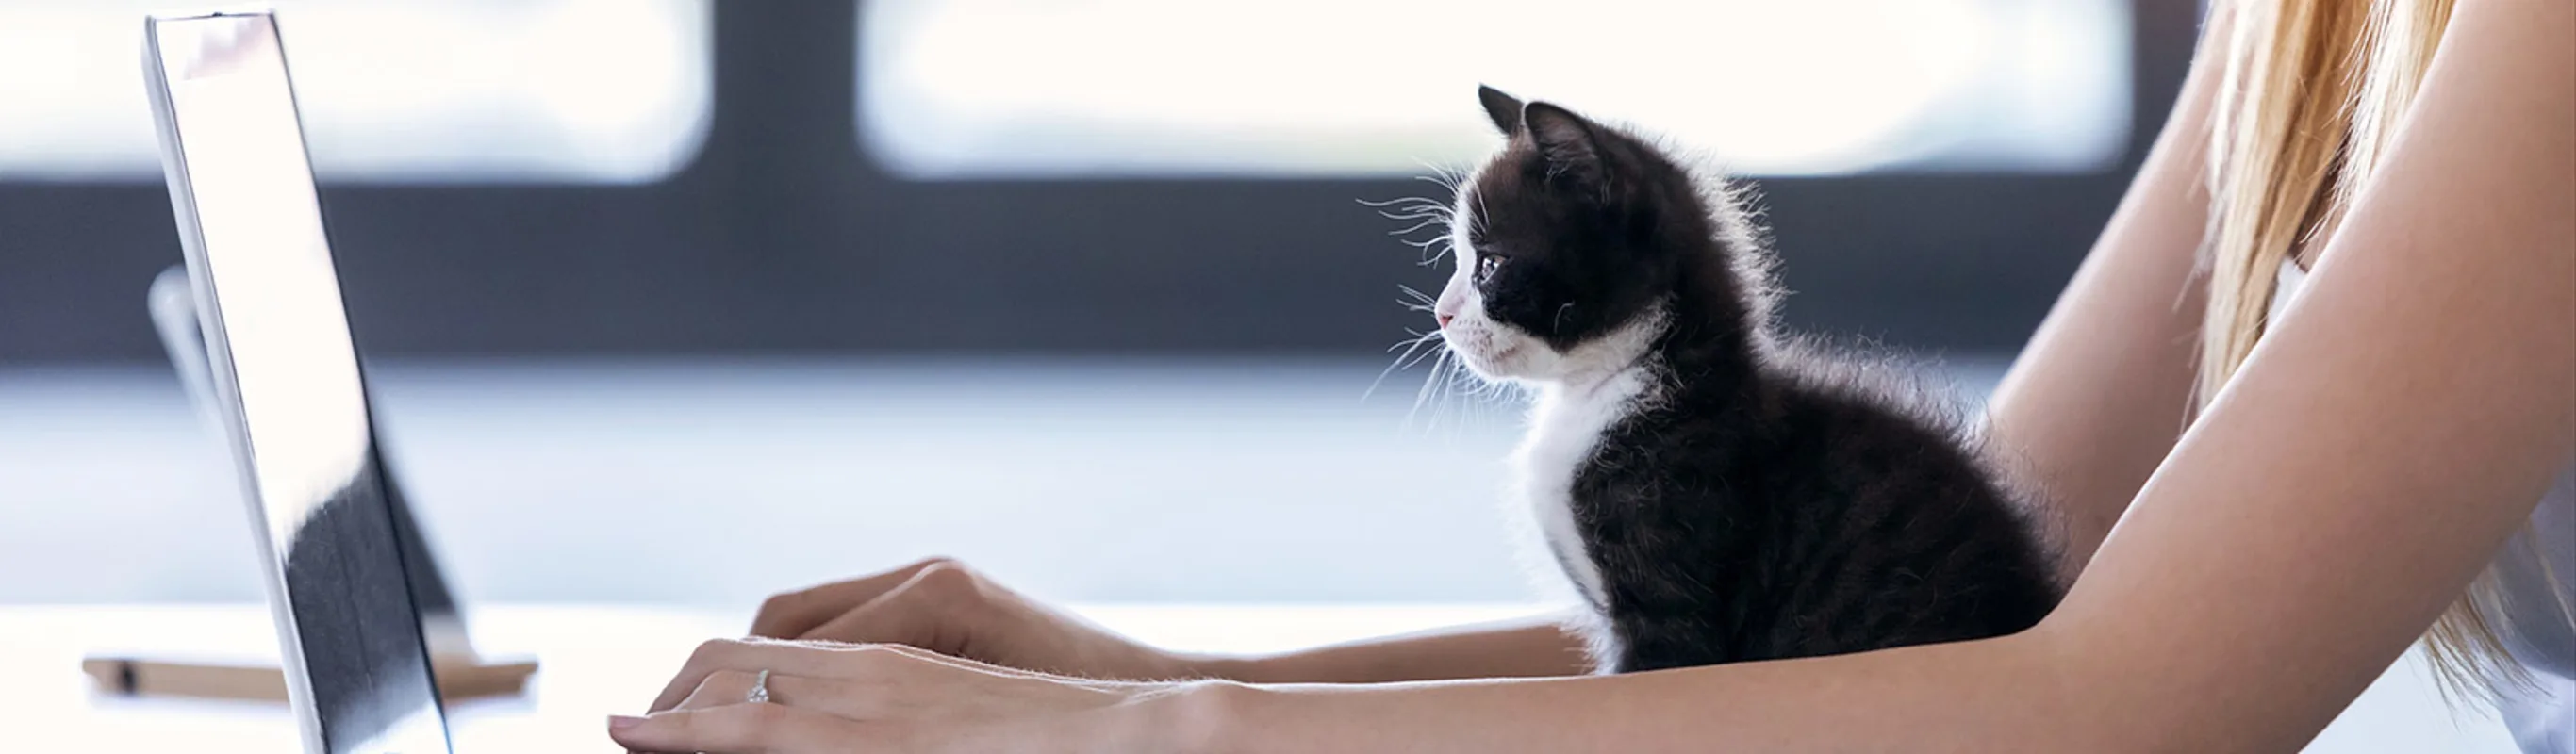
(1511, 379, 1628, 607)
(1499, 314, 1665, 612)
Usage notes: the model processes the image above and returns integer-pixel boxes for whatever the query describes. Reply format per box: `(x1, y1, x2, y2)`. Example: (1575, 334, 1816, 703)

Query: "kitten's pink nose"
(1437, 314, 1455, 329)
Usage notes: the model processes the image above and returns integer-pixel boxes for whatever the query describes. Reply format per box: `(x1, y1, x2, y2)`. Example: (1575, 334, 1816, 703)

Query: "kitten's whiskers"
(1365, 326, 1447, 402)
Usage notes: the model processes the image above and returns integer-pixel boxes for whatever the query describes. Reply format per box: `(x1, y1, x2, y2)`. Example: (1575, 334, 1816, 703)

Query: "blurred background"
(0, 1, 2518, 748)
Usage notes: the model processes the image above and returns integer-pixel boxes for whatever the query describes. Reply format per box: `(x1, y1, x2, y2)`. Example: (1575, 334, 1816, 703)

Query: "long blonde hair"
(2200, 0, 2572, 702)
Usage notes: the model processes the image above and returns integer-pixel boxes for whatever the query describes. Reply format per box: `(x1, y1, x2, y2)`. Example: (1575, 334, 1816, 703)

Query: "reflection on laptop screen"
(144, 11, 452, 754)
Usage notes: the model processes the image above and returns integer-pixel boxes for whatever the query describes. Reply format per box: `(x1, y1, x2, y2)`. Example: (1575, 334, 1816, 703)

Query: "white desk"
(0, 603, 2519, 752)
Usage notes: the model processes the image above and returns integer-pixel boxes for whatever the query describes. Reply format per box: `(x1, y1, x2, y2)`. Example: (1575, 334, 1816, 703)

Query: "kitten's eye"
(1476, 254, 1503, 283)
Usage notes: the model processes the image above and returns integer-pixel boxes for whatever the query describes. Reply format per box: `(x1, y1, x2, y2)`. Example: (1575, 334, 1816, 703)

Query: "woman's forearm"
(1171, 630, 2097, 754)
(1191, 615, 1592, 683)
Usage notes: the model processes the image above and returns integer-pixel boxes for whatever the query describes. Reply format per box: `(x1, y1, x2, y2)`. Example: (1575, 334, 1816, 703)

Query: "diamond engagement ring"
(746, 669, 771, 704)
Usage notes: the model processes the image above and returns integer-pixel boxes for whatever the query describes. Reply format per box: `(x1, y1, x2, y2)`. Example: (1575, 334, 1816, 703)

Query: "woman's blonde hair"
(2200, 0, 2571, 702)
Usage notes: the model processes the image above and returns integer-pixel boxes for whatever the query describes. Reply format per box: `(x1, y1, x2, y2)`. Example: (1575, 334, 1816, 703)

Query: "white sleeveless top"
(2274, 262, 2575, 754)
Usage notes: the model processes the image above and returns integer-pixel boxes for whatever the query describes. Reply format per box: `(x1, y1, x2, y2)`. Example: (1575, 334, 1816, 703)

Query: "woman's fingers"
(678, 668, 933, 721)
(652, 639, 862, 713)
(622, 637, 1166, 752)
(675, 669, 791, 712)
(609, 702, 881, 754)
(648, 638, 989, 714)
(750, 556, 957, 639)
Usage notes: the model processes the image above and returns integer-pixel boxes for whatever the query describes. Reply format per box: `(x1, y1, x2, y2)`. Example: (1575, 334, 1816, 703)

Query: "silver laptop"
(143, 9, 454, 753)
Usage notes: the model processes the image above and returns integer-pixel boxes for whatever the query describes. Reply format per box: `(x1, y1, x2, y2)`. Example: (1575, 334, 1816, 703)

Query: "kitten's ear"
(1478, 85, 1525, 135)
(1522, 102, 1604, 187)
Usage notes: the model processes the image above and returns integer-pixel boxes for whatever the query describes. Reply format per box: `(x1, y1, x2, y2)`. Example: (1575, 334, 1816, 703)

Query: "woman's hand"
(612, 638, 1219, 754)
(747, 557, 1206, 680)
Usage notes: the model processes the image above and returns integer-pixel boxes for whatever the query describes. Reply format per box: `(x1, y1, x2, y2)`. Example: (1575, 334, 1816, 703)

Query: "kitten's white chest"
(1511, 370, 1649, 610)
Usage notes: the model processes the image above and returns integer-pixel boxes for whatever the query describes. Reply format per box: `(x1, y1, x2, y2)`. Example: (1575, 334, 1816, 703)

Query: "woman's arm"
(1984, 8, 2223, 576)
(1198, 2, 2575, 750)
(747, 557, 1589, 684)
(1197, 615, 1591, 683)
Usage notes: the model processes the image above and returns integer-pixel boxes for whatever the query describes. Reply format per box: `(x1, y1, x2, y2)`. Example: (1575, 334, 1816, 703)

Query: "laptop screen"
(144, 11, 453, 754)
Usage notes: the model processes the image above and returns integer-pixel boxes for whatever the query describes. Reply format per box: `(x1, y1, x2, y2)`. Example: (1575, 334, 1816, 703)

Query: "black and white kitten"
(1434, 87, 2061, 674)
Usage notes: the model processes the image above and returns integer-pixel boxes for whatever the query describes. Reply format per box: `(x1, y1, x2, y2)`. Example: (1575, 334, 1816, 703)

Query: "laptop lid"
(143, 10, 454, 754)
(152, 264, 479, 661)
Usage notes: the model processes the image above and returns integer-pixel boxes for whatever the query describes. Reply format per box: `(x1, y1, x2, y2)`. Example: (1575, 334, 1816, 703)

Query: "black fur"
(1460, 87, 2060, 673)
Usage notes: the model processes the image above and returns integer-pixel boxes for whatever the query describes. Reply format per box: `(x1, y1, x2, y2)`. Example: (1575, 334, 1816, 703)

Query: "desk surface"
(0, 603, 2519, 753)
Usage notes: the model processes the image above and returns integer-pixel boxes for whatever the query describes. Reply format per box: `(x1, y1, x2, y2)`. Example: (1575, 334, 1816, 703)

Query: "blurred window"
(0, 0, 711, 183)
(858, 0, 2132, 179)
